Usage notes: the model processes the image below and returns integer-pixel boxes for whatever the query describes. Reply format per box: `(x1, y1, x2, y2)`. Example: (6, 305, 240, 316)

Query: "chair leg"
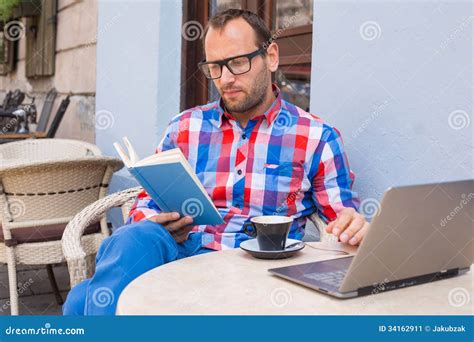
(46, 264, 63, 305)
(6, 247, 19, 315)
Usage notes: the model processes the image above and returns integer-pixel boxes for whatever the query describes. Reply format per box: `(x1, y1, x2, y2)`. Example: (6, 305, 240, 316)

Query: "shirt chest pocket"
(261, 162, 306, 210)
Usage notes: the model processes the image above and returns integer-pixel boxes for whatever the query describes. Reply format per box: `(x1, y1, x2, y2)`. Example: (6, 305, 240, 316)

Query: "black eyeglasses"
(198, 47, 266, 80)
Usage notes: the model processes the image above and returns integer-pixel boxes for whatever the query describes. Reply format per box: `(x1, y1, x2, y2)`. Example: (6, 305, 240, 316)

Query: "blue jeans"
(62, 220, 213, 315)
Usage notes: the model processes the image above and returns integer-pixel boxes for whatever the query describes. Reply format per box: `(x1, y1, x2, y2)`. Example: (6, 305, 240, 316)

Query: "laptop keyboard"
(303, 269, 348, 287)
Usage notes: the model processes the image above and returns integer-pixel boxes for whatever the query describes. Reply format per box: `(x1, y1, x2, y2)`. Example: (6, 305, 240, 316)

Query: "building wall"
(95, 0, 183, 205)
(310, 0, 472, 205)
(0, 0, 97, 142)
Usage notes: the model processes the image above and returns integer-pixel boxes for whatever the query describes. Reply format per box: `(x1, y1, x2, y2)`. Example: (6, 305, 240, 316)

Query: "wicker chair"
(62, 187, 141, 288)
(0, 139, 123, 315)
(62, 187, 332, 288)
(0, 138, 102, 162)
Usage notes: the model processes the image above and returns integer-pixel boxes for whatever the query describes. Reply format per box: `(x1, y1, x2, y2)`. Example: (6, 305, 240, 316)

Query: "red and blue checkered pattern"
(127, 86, 360, 250)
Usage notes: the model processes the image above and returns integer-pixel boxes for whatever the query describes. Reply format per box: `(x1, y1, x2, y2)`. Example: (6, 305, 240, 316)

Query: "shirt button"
(237, 169, 242, 175)
(242, 134, 247, 140)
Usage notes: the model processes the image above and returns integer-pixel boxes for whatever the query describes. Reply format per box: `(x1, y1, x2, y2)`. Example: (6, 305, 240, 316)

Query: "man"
(63, 9, 369, 315)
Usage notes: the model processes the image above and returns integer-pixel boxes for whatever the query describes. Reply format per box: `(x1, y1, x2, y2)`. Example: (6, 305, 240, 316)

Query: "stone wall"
(0, 0, 97, 143)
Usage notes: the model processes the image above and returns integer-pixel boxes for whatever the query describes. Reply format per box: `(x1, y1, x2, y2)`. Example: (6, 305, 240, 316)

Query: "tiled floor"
(0, 264, 70, 315)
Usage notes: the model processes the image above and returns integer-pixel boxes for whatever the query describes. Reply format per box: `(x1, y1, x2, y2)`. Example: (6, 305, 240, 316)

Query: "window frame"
(180, 0, 313, 111)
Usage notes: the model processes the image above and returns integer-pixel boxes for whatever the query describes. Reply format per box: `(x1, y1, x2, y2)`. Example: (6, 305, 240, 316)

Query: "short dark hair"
(202, 9, 272, 55)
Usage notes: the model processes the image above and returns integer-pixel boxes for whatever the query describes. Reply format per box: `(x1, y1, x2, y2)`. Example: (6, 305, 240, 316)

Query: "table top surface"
(117, 242, 473, 315)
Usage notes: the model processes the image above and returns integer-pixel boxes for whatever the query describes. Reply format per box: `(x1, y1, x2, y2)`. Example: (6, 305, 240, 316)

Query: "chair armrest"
(308, 212, 337, 243)
(61, 187, 142, 286)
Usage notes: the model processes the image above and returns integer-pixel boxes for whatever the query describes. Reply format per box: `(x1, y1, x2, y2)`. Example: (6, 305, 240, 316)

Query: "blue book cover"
(114, 137, 224, 226)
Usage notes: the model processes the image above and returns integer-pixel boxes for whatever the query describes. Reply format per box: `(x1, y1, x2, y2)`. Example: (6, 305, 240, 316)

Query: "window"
(0, 23, 16, 75)
(25, 0, 56, 77)
(273, 0, 313, 111)
(0, 0, 55, 77)
(181, 0, 313, 111)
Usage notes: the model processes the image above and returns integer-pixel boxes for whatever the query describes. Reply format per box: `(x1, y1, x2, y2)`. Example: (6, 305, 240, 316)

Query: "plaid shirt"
(126, 85, 360, 250)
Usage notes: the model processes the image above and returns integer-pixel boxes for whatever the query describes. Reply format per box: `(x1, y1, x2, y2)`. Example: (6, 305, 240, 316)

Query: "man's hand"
(325, 208, 369, 245)
(147, 212, 194, 243)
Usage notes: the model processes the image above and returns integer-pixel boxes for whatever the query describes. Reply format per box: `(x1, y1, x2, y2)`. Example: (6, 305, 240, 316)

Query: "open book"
(114, 137, 224, 225)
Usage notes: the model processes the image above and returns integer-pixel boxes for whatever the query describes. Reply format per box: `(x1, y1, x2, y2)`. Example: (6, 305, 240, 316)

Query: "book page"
(135, 149, 182, 167)
(113, 142, 131, 168)
(123, 137, 139, 164)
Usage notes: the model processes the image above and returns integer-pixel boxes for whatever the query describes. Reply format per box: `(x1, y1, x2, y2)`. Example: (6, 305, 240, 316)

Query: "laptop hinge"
(357, 268, 459, 297)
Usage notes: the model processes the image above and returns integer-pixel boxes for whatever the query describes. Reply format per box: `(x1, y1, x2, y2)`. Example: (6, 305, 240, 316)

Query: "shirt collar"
(214, 83, 282, 128)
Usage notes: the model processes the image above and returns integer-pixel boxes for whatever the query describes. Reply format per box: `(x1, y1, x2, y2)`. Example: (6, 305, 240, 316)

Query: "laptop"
(268, 179, 474, 298)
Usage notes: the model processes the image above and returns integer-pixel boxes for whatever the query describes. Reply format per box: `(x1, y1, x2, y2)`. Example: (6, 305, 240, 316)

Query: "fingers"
(326, 220, 336, 233)
(327, 208, 369, 245)
(165, 215, 193, 232)
(348, 222, 370, 245)
(331, 208, 355, 238)
(147, 212, 180, 224)
(339, 215, 365, 244)
(146, 212, 194, 243)
(170, 225, 194, 243)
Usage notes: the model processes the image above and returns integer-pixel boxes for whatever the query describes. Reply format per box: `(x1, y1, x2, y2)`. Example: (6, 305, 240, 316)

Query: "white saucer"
(240, 238, 305, 259)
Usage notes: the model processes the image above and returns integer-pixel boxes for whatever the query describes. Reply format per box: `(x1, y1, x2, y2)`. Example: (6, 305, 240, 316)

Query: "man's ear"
(265, 42, 279, 72)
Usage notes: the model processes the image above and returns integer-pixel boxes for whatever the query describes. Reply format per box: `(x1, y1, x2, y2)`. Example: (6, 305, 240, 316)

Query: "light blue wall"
(96, 0, 183, 193)
(310, 0, 473, 203)
(95, 0, 182, 226)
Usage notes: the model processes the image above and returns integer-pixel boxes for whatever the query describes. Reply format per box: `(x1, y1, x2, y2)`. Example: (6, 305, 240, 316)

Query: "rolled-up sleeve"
(311, 126, 360, 223)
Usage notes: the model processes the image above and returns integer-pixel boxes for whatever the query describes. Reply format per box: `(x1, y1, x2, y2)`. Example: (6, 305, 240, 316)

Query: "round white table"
(116, 242, 473, 315)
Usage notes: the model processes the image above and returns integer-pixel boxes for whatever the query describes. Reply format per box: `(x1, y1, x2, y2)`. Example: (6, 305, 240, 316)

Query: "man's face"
(204, 18, 277, 114)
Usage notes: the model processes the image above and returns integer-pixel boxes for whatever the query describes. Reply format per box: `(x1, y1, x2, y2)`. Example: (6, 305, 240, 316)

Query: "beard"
(220, 66, 271, 114)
